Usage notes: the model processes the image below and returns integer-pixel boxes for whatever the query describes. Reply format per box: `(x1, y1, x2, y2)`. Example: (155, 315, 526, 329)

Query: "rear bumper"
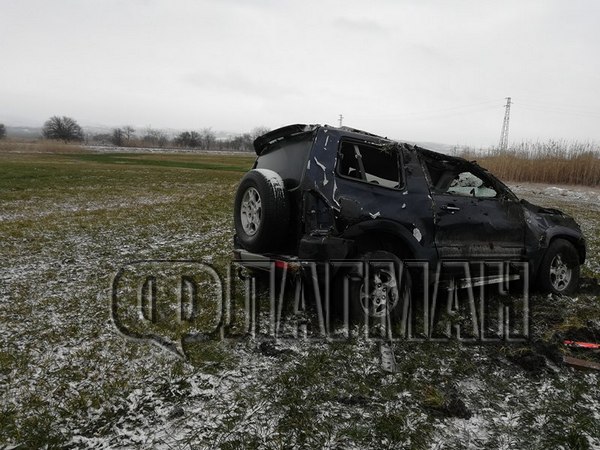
(232, 249, 303, 273)
(232, 234, 354, 272)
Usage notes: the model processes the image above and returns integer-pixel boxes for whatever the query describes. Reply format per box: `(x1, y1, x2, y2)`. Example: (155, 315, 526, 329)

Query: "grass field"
(1, 146, 600, 448)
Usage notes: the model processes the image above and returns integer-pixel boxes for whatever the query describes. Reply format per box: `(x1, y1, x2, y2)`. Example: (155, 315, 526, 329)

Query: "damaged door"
(423, 157, 525, 260)
(333, 140, 435, 249)
(335, 140, 404, 225)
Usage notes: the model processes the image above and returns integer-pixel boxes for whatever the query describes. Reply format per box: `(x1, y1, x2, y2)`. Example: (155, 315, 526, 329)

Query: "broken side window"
(337, 141, 402, 189)
(421, 153, 497, 198)
(446, 171, 497, 198)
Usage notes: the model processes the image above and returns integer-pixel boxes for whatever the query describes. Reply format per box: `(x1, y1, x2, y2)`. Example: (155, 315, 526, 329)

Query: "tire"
(538, 238, 580, 295)
(339, 250, 411, 325)
(234, 169, 289, 253)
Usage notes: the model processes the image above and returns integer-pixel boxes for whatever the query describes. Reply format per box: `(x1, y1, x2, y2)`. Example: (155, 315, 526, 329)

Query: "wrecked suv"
(233, 124, 586, 313)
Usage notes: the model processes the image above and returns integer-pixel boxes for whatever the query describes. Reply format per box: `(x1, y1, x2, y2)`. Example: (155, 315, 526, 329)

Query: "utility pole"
(338, 114, 344, 128)
(498, 97, 512, 151)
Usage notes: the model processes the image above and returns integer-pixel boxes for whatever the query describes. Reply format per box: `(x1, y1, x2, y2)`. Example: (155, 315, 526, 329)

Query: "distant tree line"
(87, 124, 270, 152)
(0, 123, 6, 139)
(25, 115, 271, 152)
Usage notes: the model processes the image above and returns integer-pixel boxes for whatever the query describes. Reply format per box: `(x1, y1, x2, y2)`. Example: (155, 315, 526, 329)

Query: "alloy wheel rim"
(549, 254, 572, 291)
(240, 187, 262, 236)
(359, 266, 400, 317)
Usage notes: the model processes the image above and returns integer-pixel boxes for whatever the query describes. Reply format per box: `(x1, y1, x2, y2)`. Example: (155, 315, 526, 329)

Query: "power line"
(351, 100, 500, 120)
(516, 96, 599, 115)
(349, 98, 598, 122)
(380, 105, 500, 123)
(518, 104, 600, 119)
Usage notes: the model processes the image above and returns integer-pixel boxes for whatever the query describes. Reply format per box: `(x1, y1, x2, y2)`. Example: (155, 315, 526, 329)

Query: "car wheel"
(234, 169, 289, 253)
(538, 238, 580, 295)
(343, 250, 411, 325)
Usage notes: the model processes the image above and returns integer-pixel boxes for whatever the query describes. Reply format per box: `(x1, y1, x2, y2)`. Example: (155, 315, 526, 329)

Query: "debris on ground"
(563, 356, 600, 371)
(564, 340, 600, 350)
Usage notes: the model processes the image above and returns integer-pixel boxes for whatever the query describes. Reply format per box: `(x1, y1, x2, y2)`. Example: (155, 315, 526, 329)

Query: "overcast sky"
(1, 0, 599, 146)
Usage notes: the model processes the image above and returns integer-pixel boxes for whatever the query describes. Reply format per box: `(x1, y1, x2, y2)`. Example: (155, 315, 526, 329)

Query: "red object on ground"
(564, 340, 600, 349)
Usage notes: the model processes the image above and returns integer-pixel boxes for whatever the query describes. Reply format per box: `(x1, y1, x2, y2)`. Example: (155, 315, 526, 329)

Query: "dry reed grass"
(0, 139, 87, 154)
(456, 140, 600, 186)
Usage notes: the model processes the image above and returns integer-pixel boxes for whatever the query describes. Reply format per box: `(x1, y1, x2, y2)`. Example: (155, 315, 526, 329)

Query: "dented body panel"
(297, 127, 437, 261)
(521, 199, 586, 273)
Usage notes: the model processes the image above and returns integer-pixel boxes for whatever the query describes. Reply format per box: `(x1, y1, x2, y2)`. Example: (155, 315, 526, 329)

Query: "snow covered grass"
(1, 149, 599, 448)
(509, 183, 600, 278)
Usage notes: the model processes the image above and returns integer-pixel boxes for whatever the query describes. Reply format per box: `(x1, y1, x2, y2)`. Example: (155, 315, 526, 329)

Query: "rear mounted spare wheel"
(234, 169, 290, 253)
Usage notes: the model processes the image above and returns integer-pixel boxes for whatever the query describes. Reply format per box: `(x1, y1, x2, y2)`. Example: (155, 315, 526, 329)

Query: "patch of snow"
(413, 228, 422, 242)
(332, 180, 340, 207)
(254, 168, 284, 190)
(313, 157, 326, 171)
(254, 168, 286, 200)
(313, 157, 328, 186)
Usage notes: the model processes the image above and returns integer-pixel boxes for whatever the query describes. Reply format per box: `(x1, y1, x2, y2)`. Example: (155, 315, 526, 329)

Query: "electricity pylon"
(499, 97, 512, 151)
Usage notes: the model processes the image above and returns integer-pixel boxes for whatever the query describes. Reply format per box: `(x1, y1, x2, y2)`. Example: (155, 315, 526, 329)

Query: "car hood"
(520, 199, 580, 230)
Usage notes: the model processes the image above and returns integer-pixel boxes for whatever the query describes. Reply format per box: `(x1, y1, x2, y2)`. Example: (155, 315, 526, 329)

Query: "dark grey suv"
(233, 124, 586, 310)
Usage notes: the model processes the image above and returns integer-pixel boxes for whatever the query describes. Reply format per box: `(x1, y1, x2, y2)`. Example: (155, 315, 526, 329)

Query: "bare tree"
(175, 131, 190, 148)
(189, 131, 201, 147)
(251, 126, 270, 141)
(142, 127, 169, 148)
(240, 133, 253, 151)
(42, 116, 84, 143)
(111, 128, 124, 146)
(123, 126, 135, 141)
(218, 128, 264, 152)
(175, 131, 201, 148)
(0, 123, 6, 139)
(201, 127, 216, 150)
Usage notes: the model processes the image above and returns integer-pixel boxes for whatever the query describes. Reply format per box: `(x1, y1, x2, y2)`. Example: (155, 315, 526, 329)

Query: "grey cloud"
(183, 70, 300, 99)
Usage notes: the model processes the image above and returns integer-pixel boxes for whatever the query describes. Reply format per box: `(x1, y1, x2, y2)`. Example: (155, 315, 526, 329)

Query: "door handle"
(442, 204, 460, 211)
